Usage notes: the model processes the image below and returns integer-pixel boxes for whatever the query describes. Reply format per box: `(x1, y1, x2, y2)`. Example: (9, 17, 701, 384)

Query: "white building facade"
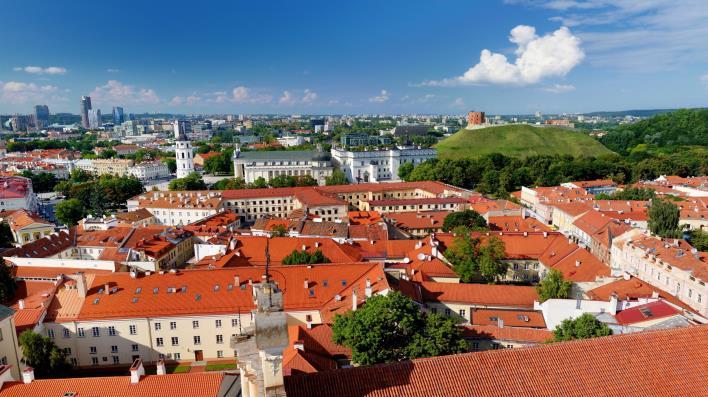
(128, 161, 170, 181)
(232, 149, 333, 185)
(175, 135, 194, 178)
(331, 146, 436, 183)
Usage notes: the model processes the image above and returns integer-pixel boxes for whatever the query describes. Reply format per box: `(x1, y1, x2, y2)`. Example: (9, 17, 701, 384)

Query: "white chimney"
(18, 299, 25, 310)
(130, 359, 145, 384)
(293, 340, 304, 351)
(22, 367, 34, 384)
(104, 284, 110, 295)
(365, 278, 371, 288)
(497, 318, 504, 328)
(304, 279, 309, 289)
(315, 241, 320, 248)
(543, 231, 548, 238)
(352, 290, 358, 311)
(609, 293, 618, 316)
(301, 244, 307, 251)
(575, 260, 581, 267)
(229, 238, 237, 251)
(76, 272, 87, 298)
(156, 359, 166, 375)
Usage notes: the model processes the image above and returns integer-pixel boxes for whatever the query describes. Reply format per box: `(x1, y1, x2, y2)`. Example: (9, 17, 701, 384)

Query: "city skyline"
(1, 0, 707, 115)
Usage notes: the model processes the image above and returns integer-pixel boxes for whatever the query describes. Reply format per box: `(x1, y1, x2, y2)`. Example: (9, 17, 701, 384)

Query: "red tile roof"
(487, 216, 551, 232)
(0, 372, 227, 397)
(368, 197, 467, 207)
(614, 300, 680, 325)
(462, 324, 553, 343)
(232, 236, 362, 265)
(384, 211, 447, 231)
(284, 324, 351, 376)
(420, 282, 538, 308)
(284, 325, 708, 397)
(470, 309, 546, 328)
(2, 229, 75, 258)
(587, 277, 693, 312)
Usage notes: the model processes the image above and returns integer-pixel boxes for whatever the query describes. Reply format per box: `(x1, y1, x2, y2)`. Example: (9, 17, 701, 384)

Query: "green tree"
(248, 177, 268, 189)
(442, 210, 487, 232)
(648, 198, 681, 238)
(552, 313, 612, 342)
(688, 229, 708, 251)
(0, 223, 13, 248)
(536, 269, 572, 302)
(269, 174, 296, 188)
(397, 162, 414, 181)
(0, 259, 17, 302)
(55, 198, 86, 226)
(445, 226, 481, 283)
(282, 249, 331, 265)
(20, 171, 58, 193)
(477, 236, 508, 283)
(164, 158, 177, 174)
(295, 175, 318, 187)
(213, 178, 246, 190)
(325, 169, 349, 186)
(332, 292, 466, 365)
(168, 172, 207, 191)
(270, 224, 287, 237)
(18, 330, 68, 377)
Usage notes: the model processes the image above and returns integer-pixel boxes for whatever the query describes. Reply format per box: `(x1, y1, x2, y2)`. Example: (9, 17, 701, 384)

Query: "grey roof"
(0, 305, 15, 321)
(237, 150, 324, 161)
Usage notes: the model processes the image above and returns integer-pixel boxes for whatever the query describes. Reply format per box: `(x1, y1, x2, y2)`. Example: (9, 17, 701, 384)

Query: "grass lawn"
(436, 124, 615, 159)
(168, 365, 192, 373)
(205, 362, 238, 371)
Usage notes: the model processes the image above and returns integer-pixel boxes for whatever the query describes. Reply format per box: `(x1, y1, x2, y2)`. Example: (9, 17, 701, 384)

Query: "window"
(699, 294, 703, 303)
(431, 308, 437, 314)
(471, 342, 480, 351)
(63, 347, 72, 355)
(129, 325, 137, 335)
(112, 356, 120, 364)
(459, 309, 466, 318)
(217, 350, 224, 358)
(108, 326, 116, 336)
(90, 346, 97, 354)
(155, 322, 161, 331)
(47, 329, 55, 339)
(194, 336, 201, 345)
(231, 318, 238, 327)
(192, 320, 199, 329)
(77, 328, 85, 338)
(170, 322, 177, 330)
(111, 345, 118, 353)
(171, 337, 179, 346)
(63, 328, 70, 338)
(216, 335, 223, 344)
(215, 319, 222, 328)
(444, 308, 451, 316)
(91, 357, 99, 365)
(174, 353, 181, 360)
(156, 338, 164, 347)
(132, 344, 139, 352)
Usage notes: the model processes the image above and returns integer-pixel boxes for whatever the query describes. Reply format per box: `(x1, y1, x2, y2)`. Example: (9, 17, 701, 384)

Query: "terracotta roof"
(614, 300, 681, 325)
(587, 277, 693, 312)
(546, 246, 610, 282)
(487, 216, 551, 232)
(348, 223, 389, 242)
(2, 229, 75, 258)
(348, 211, 383, 225)
(232, 236, 362, 265)
(421, 282, 537, 308)
(4, 209, 52, 231)
(0, 372, 228, 397)
(114, 208, 155, 223)
(572, 210, 613, 236)
(0, 177, 32, 200)
(368, 197, 467, 207)
(52, 263, 388, 322)
(12, 266, 114, 279)
(570, 179, 617, 188)
(470, 199, 521, 215)
(462, 324, 553, 343)
(549, 202, 592, 217)
(6, 280, 56, 332)
(284, 325, 708, 397)
(315, 181, 465, 196)
(627, 236, 708, 282)
(284, 324, 351, 376)
(470, 309, 546, 328)
(384, 211, 447, 231)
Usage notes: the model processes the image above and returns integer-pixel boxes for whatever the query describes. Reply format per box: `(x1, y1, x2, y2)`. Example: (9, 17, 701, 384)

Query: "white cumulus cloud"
(543, 83, 576, 93)
(422, 25, 584, 86)
(302, 89, 318, 103)
(90, 80, 160, 105)
(169, 94, 202, 106)
(0, 81, 61, 103)
(369, 89, 390, 103)
(214, 86, 272, 104)
(278, 89, 318, 106)
(14, 66, 67, 75)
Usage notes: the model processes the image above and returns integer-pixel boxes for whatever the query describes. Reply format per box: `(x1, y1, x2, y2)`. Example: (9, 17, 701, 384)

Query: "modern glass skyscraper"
(80, 96, 92, 128)
(112, 106, 125, 124)
(33, 105, 50, 129)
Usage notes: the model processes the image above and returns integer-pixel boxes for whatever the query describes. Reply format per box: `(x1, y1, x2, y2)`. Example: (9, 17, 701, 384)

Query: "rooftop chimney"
(293, 340, 304, 351)
(575, 260, 581, 267)
(609, 293, 618, 316)
(130, 359, 145, 384)
(497, 318, 504, 329)
(304, 279, 309, 289)
(18, 299, 25, 310)
(104, 284, 110, 295)
(352, 290, 358, 311)
(76, 272, 87, 298)
(22, 367, 34, 384)
(156, 359, 166, 376)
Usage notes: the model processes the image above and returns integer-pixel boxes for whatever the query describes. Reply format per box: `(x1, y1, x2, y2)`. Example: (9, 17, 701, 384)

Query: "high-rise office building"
(80, 96, 92, 128)
(33, 105, 50, 129)
(88, 109, 102, 129)
(173, 119, 192, 139)
(112, 106, 125, 124)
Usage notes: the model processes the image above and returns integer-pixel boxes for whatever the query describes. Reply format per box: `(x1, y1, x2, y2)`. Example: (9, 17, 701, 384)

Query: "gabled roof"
(462, 324, 553, 343)
(0, 372, 228, 397)
(470, 309, 546, 328)
(2, 229, 75, 258)
(615, 300, 680, 325)
(283, 324, 351, 376)
(232, 236, 362, 265)
(284, 325, 708, 397)
(420, 282, 537, 308)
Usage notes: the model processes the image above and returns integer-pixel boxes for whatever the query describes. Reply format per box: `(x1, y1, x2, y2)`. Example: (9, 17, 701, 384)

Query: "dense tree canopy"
(599, 109, 708, 155)
(648, 198, 681, 238)
(55, 171, 144, 215)
(0, 223, 14, 248)
(20, 171, 58, 193)
(445, 227, 508, 283)
(553, 313, 612, 342)
(332, 291, 467, 365)
(536, 269, 573, 302)
(0, 259, 17, 303)
(325, 169, 349, 186)
(18, 330, 68, 377)
(55, 198, 86, 226)
(688, 229, 708, 251)
(282, 249, 330, 265)
(442, 210, 488, 232)
(168, 172, 207, 191)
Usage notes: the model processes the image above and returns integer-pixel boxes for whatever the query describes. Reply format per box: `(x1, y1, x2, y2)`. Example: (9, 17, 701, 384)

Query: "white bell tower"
(175, 123, 194, 178)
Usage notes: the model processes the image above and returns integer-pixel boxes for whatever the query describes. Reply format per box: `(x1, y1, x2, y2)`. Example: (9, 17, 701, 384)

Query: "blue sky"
(1, 0, 706, 115)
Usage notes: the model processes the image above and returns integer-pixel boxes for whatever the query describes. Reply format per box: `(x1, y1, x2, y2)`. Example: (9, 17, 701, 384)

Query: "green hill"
(436, 124, 615, 159)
